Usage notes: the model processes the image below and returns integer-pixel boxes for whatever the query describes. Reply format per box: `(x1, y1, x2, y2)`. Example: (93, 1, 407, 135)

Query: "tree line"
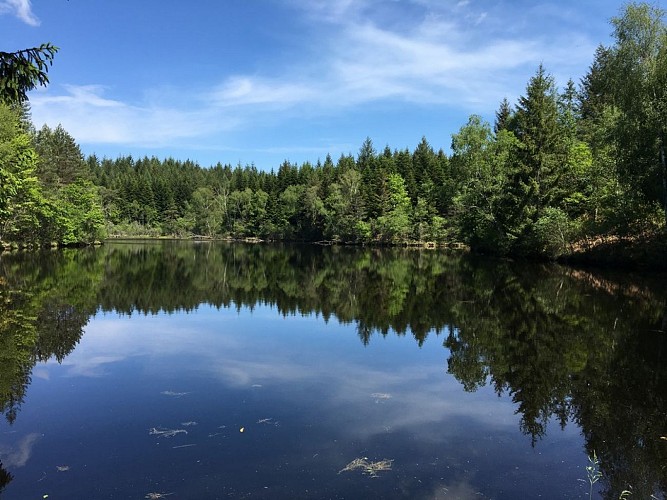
(1, 3, 666, 259)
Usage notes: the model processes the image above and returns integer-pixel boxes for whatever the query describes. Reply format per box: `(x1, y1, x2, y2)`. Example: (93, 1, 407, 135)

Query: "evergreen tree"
(34, 124, 89, 191)
(0, 44, 58, 104)
(494, 97, 513, 134)
(394, 148, 416, 206)
(506, 65, 570, 253)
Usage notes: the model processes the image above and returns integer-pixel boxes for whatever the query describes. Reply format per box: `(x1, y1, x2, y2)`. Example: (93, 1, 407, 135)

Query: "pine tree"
(494, 97, 513, 134)
(34, 124, 89, 191)
(511, 65, 567, 219)
(503, 65, 571, 254)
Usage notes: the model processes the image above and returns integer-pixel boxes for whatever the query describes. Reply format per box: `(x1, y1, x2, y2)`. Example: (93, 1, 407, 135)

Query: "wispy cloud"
(29, 0, 597, 149)
(212, 77, 317, 108)
(0, 433, 41, 467)
(30, 85, 239, 147)
(0, 0, 39, 26)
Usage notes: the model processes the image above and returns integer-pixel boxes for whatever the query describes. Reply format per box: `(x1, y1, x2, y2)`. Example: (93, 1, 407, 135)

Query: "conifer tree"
(510, 66, 567, 223)
(34, 124, 89, 191)
(494, 97, 513, 134)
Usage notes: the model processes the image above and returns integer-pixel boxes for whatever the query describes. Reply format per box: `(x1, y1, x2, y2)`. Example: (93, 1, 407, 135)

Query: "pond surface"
(0, 241, 665, 499)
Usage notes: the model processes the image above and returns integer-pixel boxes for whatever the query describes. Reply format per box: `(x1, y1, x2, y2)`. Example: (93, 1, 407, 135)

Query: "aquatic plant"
(256, 418, 279, 426)
(371, 393, 392, 403)
(160, 391, 189, 397)
(586, 451, 602, 499)
(339, 457, 393, 477)
(148, 427, 187, 438)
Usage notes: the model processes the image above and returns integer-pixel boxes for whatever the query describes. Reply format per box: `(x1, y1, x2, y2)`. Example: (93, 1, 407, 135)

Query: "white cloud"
(0, 0, 39, 26)
(325, 21, 540, 107)
(0, 433, 41, 467)
(30, 85, 240, 147)
(202, 5, 584, 116)
(212, 77, 317, 108)
(28, 0, 597, 149)
(59, 308, 520, 438)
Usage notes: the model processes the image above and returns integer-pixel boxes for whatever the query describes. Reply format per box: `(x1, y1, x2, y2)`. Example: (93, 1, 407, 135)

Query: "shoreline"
(3, 232, 665, 274)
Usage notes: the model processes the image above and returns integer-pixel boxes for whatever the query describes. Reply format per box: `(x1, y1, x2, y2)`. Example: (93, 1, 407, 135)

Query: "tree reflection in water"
(0, 241, 665, 498)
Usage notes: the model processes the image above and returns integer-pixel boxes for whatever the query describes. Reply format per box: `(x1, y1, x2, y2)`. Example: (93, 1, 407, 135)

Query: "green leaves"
(0, 44, 59, 105)
(0, 104, 42, 243)
(603, 3, 667, 222)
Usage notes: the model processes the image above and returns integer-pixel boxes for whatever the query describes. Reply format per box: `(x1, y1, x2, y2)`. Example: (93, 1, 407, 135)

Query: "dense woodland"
(1, 3, 667, 260)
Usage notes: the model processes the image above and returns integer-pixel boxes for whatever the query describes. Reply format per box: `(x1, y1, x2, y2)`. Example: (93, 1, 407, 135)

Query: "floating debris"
(149, 427, 188, 438)
(251, 384, 263, 388)
(172, 444, 196, 449)
(160, 391, 189, 397)
(339, 457, 394, 477)
(239, 427, 245, 433)
(55, 465, 69, 472)
(181, 421, 198, 427)
(145, 493, 174, 499)
(256, 418, 279, 426)
(371, 393, 392, 403)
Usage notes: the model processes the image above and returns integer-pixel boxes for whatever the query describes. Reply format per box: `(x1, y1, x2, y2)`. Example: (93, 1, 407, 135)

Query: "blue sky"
(2, 0, 661, 170)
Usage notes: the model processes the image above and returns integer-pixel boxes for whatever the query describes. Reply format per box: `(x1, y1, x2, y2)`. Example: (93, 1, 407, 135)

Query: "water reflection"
(0, 241, 665, 498)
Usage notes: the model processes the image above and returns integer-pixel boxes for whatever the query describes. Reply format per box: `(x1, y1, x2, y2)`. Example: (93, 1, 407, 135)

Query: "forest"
(1, 3, 666, 263)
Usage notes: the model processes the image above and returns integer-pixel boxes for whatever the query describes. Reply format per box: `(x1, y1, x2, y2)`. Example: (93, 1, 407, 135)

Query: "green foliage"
(3, 6, 663, 259)
(494, 97, 513, 134)
(450, 117, 518, 254)
(531, 207, 575, 259)
(188, 186, 226, 237)
(375, 173, 412, 243)
(0, 103, 42, 243)
(509, 65, 569, 231)
(34, 124, 89, 190)
(0, 104, 107, 246)
(0, 44, 58, 105)
(602, 2, 667, 223)
(52, 180, 106, 244)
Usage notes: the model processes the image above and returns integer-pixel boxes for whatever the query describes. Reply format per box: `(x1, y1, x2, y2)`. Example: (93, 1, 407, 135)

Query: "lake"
(0, 241, 665, 499)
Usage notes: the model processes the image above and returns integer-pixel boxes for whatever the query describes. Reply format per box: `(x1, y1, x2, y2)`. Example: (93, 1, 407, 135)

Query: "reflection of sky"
(60, 306, 519, 434)
(0, 304, 588, 499)
(0, 433, 41, 467)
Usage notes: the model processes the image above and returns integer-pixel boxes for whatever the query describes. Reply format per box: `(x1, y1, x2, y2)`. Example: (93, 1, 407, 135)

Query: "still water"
(0, 241, 665, 499)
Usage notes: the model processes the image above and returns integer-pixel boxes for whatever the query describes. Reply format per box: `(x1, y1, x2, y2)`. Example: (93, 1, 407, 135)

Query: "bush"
(531, 207, 574, 259)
